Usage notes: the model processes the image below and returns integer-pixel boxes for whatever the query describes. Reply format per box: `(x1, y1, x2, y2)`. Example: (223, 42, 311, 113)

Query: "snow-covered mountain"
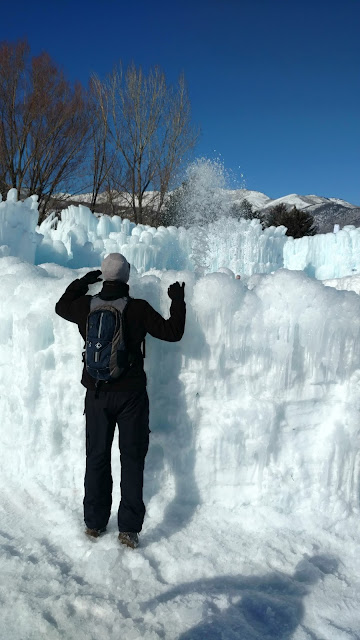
(307, 202, 360, 233)
(230, 190, 360, 232)
(226, 188, 272, 210)
(230, 189, 357, 212)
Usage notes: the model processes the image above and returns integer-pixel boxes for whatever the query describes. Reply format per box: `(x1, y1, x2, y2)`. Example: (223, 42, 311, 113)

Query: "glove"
(79, 270, 102, 286)
(168, 281, 185, 301)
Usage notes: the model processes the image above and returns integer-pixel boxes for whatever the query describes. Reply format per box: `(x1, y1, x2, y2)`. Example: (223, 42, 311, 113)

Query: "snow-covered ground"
(2, 480, 359, 640)
(1, 191, 360, 639)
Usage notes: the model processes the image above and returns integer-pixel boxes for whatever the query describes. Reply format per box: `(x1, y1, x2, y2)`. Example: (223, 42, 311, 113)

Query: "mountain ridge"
(56, 188, 360, 234)
(230, 190, 360, 233)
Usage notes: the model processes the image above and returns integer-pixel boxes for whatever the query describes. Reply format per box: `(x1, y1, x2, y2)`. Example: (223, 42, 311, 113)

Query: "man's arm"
(55, 270, 101, 324)
(143, 282, 186, 342)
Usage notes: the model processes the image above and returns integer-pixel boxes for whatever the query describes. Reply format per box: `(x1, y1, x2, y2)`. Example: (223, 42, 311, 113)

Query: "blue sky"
(2, 0, 359, 203)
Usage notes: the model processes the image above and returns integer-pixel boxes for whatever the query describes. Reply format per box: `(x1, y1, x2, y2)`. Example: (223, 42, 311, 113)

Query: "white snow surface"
(1, 249, 360, 638)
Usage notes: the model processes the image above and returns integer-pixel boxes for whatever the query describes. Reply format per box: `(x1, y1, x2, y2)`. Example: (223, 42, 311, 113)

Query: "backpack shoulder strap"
(89, 295, 101, 311)
(90, 296, 128, 313)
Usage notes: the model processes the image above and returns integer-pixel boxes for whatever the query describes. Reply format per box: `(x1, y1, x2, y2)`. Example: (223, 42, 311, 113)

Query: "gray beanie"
(101, 253, 130, 282)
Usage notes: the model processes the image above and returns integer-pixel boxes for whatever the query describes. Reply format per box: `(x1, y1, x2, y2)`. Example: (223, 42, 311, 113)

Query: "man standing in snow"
(55, 253, 186, 548)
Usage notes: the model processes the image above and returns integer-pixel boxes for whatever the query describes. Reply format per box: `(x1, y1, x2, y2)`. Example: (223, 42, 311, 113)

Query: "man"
(55, 253, 186, 548)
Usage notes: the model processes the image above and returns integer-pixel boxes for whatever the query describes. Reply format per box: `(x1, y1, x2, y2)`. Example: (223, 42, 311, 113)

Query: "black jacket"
(55, 279, 186, 391)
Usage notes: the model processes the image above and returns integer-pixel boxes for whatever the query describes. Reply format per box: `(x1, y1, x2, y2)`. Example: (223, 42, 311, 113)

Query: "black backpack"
(85, 296, 129, 381)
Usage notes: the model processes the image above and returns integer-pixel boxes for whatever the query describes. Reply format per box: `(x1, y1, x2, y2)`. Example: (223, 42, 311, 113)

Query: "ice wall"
(207, 216, 287, 275)
(0, 189, 42, 263)
(1, 191, 360, 279)
(36, 204, 192, 272)
(36, 200, 286, 275)
(1, 257, 359, 521)
(284, 225, 360, 279)
(35, 201, 287, 275)
(33, 199, 360, 279)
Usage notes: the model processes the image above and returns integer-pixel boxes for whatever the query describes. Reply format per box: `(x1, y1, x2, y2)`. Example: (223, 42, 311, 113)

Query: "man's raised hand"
(80, 270, 102, 286)
(168, 281, 185, 301)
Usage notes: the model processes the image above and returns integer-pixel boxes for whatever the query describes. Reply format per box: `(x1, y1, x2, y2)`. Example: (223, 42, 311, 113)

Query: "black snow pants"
(84, 389, 149, 533)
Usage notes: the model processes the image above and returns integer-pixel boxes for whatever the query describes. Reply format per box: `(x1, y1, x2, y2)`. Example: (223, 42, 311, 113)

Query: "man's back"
(55, 277, 186, 392)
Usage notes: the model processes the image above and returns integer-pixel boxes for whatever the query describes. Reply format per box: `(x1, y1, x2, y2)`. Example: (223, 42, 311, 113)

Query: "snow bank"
(1, 257, 359, 523)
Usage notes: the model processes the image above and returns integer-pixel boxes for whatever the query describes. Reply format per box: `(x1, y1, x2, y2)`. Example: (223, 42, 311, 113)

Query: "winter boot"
(85, 527, 106, 539)
(118, 531, 139, 549)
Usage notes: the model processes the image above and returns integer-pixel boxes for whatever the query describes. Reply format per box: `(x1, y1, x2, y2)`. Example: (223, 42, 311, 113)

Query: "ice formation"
(1, 191, 360, 279)
(1, 190, 360, 639)
(1, 258, 360, 519)
(0, 189, 41, 263)
(283, 226, 360, 279)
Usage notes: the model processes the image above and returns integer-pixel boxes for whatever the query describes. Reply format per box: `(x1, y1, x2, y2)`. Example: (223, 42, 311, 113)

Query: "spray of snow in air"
(169, 158, 237, 274)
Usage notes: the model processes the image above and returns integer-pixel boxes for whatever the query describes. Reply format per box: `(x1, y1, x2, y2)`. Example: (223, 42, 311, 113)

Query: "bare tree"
(0, 40, 30, 195)
(93, 62, 198, 224)
(87, 75, 115, 212)
(0, 39, 90, 221)
(154, 73, 198, 215)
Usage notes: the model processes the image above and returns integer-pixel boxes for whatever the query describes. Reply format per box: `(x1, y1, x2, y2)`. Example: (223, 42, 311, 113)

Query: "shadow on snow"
(143, 554, 338, 640)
